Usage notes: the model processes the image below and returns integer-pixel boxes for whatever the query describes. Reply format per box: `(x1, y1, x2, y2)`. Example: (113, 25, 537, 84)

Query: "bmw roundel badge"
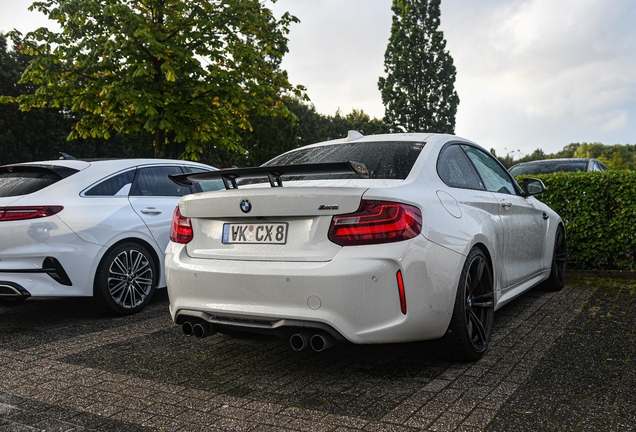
(240, 199, 252, 213)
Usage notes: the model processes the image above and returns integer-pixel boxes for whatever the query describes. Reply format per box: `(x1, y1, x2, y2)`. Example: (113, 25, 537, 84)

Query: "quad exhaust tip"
(182, 321, 215, 339)
(181, 322, 337, 351)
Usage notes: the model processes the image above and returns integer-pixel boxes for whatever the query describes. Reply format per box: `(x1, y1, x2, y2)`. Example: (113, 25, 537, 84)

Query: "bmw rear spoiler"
(169, 160, 369, 190)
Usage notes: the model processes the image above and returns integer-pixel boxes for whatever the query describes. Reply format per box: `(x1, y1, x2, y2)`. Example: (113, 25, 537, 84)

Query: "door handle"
(543, 212, 549, 220)
(140, 207, 162, 215)
(500, 200, 512, 210)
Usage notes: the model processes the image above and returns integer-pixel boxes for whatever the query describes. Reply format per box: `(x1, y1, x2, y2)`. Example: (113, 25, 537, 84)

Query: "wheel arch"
(94, 237, 164, 288)
(472, 242, 494, 275)
(470, 241, 500, 295)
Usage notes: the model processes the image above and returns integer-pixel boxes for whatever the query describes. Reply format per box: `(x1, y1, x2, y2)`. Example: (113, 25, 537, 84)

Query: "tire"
(441, 247, 494, 362)
(93, 242, 157, 315)
(542, 225, 567, 291)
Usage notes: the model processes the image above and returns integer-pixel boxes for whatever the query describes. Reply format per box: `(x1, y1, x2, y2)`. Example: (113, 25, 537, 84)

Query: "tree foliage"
(207, 99, 389, 168)
(378, 0, 459, 134)
(0, 34, 74, 164)
(521, 171, 636, 270)
(1, 0, 304, 159)
(0, 33, 166, 165)
(1, 29, 387, 167)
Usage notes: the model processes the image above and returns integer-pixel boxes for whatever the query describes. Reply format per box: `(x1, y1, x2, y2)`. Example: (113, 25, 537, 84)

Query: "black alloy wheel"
(442, 247, 494, 361)
(543, 225, 567, 291)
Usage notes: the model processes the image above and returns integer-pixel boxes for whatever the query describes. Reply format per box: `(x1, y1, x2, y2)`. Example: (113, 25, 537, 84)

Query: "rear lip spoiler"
(169, 160, 369, 190)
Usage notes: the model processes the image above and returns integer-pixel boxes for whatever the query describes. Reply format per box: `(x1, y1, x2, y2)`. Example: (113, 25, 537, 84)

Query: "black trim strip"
(0, 268, 56, 273)
(0, 257, 73, 286)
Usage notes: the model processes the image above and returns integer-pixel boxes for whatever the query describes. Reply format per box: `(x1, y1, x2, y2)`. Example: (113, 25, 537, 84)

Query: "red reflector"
(170, 206, 193, 244)
(328, 200, 422, 246)
(397, 270, 407, 315)
(0, 206, 63, 221)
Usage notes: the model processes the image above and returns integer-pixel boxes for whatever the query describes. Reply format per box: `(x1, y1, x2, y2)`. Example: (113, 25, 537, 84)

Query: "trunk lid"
(179, 186, 367, 262)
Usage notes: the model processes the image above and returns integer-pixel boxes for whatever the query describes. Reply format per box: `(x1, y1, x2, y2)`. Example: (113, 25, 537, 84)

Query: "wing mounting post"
(221, 174, 239, 190)
(267, 172, 284, 187)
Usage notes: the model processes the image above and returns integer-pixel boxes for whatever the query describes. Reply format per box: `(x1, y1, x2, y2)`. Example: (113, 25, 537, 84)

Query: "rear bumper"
(0, 220, 103, 297)
(165, 237, 464, 344)
(0, 257, 73, 286)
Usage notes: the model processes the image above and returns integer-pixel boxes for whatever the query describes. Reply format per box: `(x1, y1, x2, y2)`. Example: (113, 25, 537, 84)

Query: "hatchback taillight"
(0, 206, 64, 221)
(328, 200, 422, 246)
(170, 206, 193, 244)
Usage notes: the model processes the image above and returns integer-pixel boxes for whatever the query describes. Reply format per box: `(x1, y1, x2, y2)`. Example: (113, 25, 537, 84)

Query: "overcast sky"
(2, 0, 636, 156)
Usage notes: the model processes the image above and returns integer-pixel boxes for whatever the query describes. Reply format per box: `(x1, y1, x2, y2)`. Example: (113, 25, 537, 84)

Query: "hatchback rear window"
(262, 141, 425, 180)
(0, 165, 78, 197)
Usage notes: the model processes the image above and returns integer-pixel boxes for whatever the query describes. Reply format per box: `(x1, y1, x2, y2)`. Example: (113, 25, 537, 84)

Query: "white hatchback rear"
(0, 158, 219, 314)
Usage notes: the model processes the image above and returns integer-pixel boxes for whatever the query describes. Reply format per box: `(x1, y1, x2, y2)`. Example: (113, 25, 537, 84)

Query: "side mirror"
(522, 178, 546, 197)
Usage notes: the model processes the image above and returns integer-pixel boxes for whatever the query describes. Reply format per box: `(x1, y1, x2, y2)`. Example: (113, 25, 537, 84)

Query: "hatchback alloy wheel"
(93, 242, 157, 315)
(108, 249, 153, 309)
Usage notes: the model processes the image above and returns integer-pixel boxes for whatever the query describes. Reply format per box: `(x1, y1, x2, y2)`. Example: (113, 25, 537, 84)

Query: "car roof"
(512, 158, 594, 167)
(3, 158, 215, 171)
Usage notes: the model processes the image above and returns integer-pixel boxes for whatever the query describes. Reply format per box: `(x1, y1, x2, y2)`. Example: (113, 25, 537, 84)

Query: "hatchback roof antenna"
(59, 152, 76, 160)
(345, 130, 364, 142)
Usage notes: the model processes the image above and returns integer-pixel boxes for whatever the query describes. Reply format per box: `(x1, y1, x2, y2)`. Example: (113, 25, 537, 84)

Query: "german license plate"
(222, 223, 288, 244)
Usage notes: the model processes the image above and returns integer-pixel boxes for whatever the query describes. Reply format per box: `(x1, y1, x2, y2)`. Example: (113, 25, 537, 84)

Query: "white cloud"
(0, 0, 53, 34)
(269, 0, 392, 119)
(442, 0, 636, 154)
(598, 111, 628, 132)
(2, 0, 635, 155)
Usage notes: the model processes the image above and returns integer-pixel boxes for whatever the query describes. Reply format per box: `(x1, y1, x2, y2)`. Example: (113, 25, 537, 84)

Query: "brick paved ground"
(0, 276, 634, 431)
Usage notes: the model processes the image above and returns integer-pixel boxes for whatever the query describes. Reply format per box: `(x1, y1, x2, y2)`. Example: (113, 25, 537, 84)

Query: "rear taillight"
(0, 206, 63, 221)
(170, 206, 193, 244)
(328, 200, 422, 246)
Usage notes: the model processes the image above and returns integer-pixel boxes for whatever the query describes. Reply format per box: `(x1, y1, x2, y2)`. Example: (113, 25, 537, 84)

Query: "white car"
(165, 132, 567, 361)
(0, 157, 221, 315)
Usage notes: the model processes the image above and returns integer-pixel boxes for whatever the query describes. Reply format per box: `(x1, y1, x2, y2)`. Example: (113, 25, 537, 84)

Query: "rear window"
(0, 165, 78, 197)
(261, 141, 425, 180)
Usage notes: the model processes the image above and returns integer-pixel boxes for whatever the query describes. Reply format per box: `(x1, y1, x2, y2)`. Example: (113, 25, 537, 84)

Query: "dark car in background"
(509, 158, 608, 176)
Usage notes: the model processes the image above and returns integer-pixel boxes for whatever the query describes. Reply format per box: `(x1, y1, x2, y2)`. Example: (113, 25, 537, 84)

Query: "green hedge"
(518, 171, 636, 270)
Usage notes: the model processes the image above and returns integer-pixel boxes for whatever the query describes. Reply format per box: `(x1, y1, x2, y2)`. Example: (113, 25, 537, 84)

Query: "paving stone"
(2, 275, 634, 431)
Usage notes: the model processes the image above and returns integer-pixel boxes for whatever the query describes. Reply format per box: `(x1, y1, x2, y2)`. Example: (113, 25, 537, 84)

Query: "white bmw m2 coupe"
(165, 132, 566, 361)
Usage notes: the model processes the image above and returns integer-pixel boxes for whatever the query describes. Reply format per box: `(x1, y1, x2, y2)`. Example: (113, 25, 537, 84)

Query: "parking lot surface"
(1, 275, 635, 431)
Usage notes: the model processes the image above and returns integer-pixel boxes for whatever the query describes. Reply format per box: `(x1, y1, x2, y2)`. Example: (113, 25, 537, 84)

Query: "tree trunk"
(154, 129, 166, 158)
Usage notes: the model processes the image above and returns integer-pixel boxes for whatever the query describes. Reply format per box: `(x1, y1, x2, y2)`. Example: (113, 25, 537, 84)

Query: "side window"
(130, 166, 193, 197)
(84, 169, 135, 196)
(187, 167, 224, 192)
(462, 145, 517, 195)
(594, 162, 607, 171)
(437, 144, 485, 190)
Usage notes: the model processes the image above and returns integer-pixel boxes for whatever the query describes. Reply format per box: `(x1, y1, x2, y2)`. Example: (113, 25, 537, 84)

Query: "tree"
(1, 0, 304, 160)
(207, 99, 390, 168)
(551, 143, 580, 159)
(0, 34, 75, 164)
(378, 0, 459, 134)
